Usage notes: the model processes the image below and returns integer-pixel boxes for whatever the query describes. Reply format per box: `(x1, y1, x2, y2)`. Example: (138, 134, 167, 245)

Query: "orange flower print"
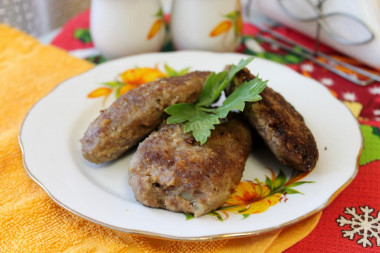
(87, 64, 190, 103)
(87, 87, 112, 98)
(197, 168, 313, 221)
(87, 67, 166, 101)
(147, 8, 165, 40)
(210, 20, 233, 37)
(120, 67, 166, 92)
(147, 19, 163, 40)
(209, 0, 242, 40)
(225, 181, 281, 211)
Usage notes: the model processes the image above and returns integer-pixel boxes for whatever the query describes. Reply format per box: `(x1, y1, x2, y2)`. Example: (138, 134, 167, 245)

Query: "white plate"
(19, 51, 362, 240)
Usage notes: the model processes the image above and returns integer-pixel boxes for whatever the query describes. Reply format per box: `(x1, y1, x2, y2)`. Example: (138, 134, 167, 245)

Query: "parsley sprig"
(165, 57, 268, 144)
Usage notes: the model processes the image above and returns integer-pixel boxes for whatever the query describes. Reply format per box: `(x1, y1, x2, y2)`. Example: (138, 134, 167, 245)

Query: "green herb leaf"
(165, 57, 266, 144)
(166, 103, 217, 125)
(184, 114, 220, 145)
(166, 104, 220, 144)
(197, 71, 228, 107)
(215, 76, 267, 118)
(202, 57, 254, 106)
(227, 57, 254, 84)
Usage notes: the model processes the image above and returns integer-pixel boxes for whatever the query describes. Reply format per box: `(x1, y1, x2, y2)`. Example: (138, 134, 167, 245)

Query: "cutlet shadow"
(251, 137, 294, 175)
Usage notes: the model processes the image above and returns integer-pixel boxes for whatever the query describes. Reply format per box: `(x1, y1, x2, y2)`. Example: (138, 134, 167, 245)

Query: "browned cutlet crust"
(128, 117, 252, 217)
(228, 68, 318, 171)
(81, 71, 210, 164)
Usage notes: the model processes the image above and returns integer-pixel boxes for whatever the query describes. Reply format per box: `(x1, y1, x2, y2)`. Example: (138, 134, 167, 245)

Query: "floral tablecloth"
(50, 9, 380, 252)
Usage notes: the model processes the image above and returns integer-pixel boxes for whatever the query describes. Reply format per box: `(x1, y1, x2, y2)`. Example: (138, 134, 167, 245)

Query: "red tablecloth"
(51, 9, 380, 252)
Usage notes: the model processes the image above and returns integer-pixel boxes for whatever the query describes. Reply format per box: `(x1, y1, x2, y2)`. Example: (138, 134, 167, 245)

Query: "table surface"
(39, 8, 380, 252)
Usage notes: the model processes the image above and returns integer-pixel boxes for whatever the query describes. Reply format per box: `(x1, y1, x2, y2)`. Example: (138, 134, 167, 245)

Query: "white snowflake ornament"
(336, 206, 380, 248)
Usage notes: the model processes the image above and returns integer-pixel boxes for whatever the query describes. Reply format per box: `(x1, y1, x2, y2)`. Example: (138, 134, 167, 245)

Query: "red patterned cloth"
(51, 9, 380, 252)
(51, 9, 94, 50)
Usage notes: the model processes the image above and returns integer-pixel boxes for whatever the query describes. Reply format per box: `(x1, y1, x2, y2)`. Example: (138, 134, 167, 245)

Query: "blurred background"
(0, 0, 261, 37)
(1, 0, 379, 71)
(0, 0, 91, 37)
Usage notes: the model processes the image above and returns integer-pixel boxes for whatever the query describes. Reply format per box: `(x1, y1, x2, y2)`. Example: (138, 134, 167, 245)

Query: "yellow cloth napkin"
(0, 24, 322, 252)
